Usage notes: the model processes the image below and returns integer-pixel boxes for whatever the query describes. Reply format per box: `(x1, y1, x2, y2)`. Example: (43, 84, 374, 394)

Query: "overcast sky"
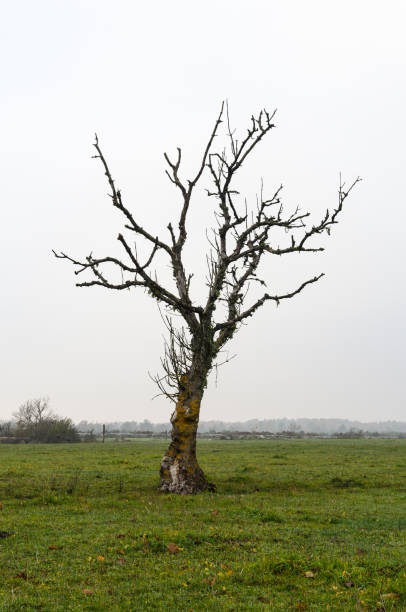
(1, 0, 405, 423)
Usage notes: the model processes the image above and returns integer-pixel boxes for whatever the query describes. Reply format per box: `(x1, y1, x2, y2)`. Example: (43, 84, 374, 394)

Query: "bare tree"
(54, 104, 360, 493)
(13, 398, 79, 443)
(14, 397, 52, 426)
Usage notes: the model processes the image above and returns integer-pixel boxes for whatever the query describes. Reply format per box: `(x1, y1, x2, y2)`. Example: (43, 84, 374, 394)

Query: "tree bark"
(159, 375, 215, 494)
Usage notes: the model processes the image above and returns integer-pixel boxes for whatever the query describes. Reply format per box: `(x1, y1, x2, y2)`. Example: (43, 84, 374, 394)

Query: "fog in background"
(1, 0, 405, 423)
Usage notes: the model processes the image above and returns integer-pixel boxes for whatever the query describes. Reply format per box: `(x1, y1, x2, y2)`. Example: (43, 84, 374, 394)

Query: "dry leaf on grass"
(304, 571, 314, 578)
(167, 542, 180, 554)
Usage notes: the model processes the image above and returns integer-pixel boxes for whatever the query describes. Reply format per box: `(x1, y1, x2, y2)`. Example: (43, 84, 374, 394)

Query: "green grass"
(0, 439, 405, 611)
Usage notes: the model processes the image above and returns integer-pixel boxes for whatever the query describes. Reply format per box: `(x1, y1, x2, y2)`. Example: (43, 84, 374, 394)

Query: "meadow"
(0, 439, 405, 611)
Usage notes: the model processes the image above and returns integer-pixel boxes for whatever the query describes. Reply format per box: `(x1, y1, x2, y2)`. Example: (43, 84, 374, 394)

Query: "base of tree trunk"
(159, 454, 215, 494)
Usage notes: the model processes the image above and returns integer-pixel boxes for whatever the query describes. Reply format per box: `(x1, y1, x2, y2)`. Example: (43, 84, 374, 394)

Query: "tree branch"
(55, 105, 360, 409)
(93, 134, 173, 256)
(214, 273, 325, 334)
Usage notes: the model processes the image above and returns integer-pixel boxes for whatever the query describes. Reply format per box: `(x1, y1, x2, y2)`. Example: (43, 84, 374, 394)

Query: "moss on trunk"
(159, 376, 214, 494)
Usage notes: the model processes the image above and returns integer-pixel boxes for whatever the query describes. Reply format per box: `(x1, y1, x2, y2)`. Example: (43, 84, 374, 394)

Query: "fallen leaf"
(167, 542, 180, 554)
(82, 589, 94, 595)
(17, 571, 28, 580)
(382, 593, 396, 599)
(116, 534, 125, 539)
(258, 596, 270, 603)
(304, 571, 314, 578)
(212, 510, 219, 516)
(96, 555, 105, 562)
(48, 545, 61, 550)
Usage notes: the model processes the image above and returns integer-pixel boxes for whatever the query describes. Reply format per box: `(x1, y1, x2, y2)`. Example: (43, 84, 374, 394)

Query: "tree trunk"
(159, 375, 215, 494)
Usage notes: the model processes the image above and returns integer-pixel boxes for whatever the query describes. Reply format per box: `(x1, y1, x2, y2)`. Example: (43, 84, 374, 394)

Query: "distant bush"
(16, 417, 79, 443)
(0, 421, 13, 436)
(13, 398, 79, 443)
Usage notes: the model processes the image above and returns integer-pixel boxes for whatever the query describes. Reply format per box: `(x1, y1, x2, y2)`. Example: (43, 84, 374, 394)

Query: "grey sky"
(1, 0, 405, 423)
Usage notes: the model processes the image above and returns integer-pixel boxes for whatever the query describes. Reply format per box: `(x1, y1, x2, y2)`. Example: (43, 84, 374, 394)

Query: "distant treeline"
(1, 398, 79, 443)
(77, 418, 406, 435)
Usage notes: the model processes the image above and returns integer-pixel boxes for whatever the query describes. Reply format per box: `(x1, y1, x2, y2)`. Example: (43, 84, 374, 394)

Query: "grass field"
(0, 439, 405, 611)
